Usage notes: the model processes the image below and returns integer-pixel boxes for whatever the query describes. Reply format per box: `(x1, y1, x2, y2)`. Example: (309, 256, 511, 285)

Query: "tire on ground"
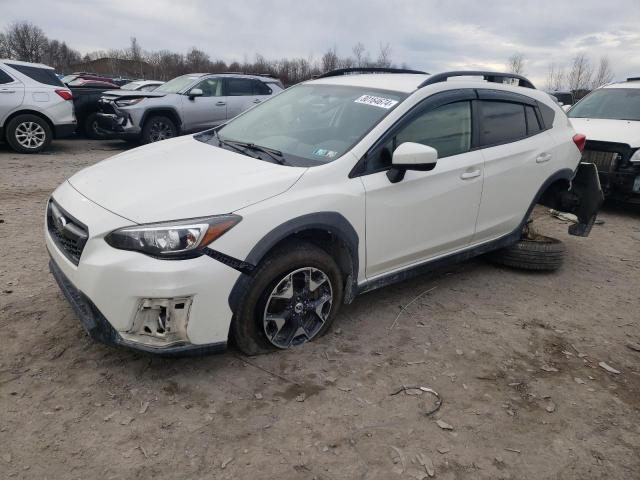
(490, 235, 566, 271)
(231, 241, 344, 355)
(141, 115, 177, 144)
(5, 114, 52, 154)
(83, 112, 106, 139)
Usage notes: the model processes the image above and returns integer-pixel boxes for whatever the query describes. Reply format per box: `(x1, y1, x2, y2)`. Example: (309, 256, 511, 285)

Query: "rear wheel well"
(3, 110, 55, 140)
(537, 178, 572, 210)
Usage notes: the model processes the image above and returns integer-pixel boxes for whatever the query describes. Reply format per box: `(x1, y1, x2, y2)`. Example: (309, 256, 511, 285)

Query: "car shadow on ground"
(0, 136, 132, 155)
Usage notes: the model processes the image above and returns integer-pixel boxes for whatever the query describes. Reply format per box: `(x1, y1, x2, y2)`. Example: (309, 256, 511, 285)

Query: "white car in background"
(567, 77, 640, 204)
(46, 68, 602, 356)
(0, 59, 76, 153)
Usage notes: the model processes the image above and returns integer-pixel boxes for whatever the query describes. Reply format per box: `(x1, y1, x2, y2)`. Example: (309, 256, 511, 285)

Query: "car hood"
(67, 136, 306, 224)
(569, 118, 640, 147)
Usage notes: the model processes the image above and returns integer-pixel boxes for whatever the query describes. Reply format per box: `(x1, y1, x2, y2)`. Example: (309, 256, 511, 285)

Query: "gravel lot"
(1, 138, 639, 480)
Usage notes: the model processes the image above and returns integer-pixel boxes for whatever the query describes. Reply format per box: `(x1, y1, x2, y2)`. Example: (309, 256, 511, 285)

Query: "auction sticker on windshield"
(354, 95, 399, 109)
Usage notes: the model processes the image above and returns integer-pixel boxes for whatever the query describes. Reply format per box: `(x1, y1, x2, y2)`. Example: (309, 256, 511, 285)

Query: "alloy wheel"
(15, 121, 46, 149)
(263, 267, 333, 348)
(149, 120, 174, 142)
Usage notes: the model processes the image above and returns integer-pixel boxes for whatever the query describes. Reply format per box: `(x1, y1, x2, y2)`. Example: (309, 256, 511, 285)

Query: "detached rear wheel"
(232, 242, 344, 355)
(490, 233, 566, 271)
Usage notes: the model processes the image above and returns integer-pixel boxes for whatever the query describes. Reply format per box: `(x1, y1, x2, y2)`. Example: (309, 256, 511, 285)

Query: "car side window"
(0, 68, 13, 84)
(194, 78, 222, 97)
(478, 101, 527, 146)
(366, 101, 472, 172)
(227, 78, 254, 96)
(525, 105, 542, 135)
(253, 80, 272, 95)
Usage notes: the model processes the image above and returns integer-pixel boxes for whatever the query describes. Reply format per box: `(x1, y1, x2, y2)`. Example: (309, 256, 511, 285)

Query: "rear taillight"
(573, 133, 586, 152)
(55, 89, 73, 101)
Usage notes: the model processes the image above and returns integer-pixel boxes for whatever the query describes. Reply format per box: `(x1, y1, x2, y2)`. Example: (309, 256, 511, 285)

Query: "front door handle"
(0, 89, 15, 94)
(536, 152, 552, 163)
(253, 99, 261, 104)
(460, 169, 481, 180)
(215, 101, 226, 106)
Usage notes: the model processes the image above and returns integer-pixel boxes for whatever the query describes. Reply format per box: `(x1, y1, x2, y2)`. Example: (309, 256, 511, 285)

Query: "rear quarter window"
(6, 63, 64, 87)
(254, 80, 272, 95)
(0, 68, 14, 84)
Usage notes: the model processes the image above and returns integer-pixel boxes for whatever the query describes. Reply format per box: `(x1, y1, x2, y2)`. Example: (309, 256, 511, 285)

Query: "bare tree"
(0, 33, 9, 58)
(321, 46, 339, 72)
(352, 42, 366, 67)
(185, 47, 210, 72)
(567, 53, 593, 92)
(377, 43, 392, 68)
(506, 53, 526, 75)
(545, 63, 566, 91)
(591, 56, 614, 89)
(4, 21, 48, 62)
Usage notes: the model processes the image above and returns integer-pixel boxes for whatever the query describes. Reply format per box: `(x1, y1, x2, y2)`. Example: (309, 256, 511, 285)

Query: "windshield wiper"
(222, 139, 287, 165)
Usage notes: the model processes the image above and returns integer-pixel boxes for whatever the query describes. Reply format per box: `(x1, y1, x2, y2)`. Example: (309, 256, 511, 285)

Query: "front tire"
(141, 115, 177, 144)
(83, 112, 107, 139)
(6, 114, 52, 153)
(231, 242, 344, 355)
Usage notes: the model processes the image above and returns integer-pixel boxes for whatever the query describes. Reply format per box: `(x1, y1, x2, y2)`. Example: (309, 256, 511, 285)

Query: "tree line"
(0, 21, 399, 85)
(506, 52, 615, 95)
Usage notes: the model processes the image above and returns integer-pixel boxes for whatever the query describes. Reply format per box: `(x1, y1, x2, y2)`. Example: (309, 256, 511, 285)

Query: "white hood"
(569, 117, 640, 148)
(68, 136, 306, 224)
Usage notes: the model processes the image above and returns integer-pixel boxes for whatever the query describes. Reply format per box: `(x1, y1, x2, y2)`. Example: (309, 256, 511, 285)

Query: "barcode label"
(354, 95, 399, 109)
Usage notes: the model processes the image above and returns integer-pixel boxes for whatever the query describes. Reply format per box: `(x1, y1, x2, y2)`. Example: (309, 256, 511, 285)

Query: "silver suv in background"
(0, 60, 76, 153)
(97, 73, 283, 144)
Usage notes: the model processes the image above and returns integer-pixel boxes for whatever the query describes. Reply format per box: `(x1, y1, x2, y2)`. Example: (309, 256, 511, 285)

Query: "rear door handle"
(460, 169, 481, 180)
(0, 89, 15, 93)
(536, 152, 552, 163)
(215, 101, 226, 106)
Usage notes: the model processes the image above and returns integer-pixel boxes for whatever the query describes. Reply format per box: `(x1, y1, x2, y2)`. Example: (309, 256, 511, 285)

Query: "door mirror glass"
(188, 88, 203, 98)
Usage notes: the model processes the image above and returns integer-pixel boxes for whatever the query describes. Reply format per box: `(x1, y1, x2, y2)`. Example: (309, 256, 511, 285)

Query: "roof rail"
(317, 67, 428, 79)
(419, 71, 536, 89)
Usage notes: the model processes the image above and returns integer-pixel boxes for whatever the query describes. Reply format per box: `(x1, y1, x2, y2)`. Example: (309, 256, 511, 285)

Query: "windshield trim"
(212, 83, 408, 167)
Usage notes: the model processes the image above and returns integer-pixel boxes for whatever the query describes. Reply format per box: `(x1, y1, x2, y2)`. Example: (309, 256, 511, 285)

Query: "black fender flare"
(227, 212, 359, 312)
(140, 107, 183, 130)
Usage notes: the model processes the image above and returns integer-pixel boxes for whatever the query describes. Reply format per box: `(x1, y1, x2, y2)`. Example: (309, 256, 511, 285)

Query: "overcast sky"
(3, 0, 640, 86)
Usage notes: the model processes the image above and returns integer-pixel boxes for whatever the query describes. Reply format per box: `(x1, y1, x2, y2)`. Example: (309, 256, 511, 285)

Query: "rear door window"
(478, 101, 527, 146)
(253, 80, 272, 95)
(6, 63, 64, 87)
(226, 78, 254, 96)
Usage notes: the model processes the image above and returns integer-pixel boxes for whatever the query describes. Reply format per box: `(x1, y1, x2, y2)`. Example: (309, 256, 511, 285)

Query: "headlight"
(630, 149, 640, 163)
(115, 97, 144, 107)
(105, 215, 241, 259)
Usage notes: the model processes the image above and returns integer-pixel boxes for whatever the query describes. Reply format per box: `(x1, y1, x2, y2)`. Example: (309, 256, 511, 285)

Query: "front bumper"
(46, 181, 241, 355)
(49, 259, 226, 356)
(96, 112, 141, 138)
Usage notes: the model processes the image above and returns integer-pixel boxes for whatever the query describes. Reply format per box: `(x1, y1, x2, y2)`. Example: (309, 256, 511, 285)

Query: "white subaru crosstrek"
(46, 68, 602, 356)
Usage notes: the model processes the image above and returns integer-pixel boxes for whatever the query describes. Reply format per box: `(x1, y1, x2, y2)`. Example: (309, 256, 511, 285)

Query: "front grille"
(47, 200, 88, 265)
(582, 150, 619, 172)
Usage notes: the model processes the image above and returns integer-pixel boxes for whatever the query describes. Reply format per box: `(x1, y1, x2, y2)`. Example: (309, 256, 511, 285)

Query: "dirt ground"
(1, 138, 639, 480)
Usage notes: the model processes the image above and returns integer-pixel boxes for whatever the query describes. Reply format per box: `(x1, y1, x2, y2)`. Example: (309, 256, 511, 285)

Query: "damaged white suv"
(47, 68, 602, 356)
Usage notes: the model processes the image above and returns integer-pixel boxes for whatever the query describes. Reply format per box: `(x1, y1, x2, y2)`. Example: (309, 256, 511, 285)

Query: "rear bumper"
(49, 259, 227, 357)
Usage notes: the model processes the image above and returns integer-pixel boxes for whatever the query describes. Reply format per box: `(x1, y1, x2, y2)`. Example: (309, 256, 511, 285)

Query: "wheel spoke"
(271, 275, 294, 299)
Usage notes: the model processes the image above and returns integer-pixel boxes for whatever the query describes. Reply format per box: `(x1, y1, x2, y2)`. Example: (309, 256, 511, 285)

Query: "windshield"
(568, 88, 640, 121)
(155, 75, 200, 94)
(212, 84, 407, 166)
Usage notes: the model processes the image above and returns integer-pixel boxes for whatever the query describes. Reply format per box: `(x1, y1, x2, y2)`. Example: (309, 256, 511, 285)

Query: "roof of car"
(0, 59, 54, 70)
(602, 79, 640, 90)
(309, 72, 545, 95)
